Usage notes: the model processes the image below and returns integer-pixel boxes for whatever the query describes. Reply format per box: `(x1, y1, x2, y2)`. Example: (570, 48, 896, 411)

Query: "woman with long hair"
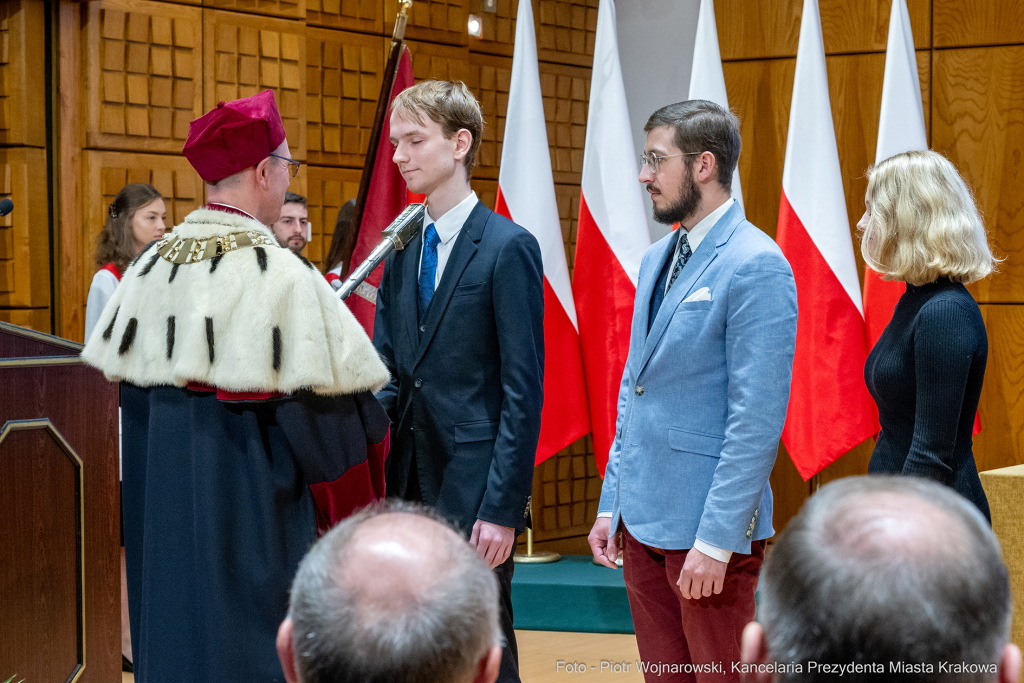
(323, 198, 356, 288)
(860, 150, 999, 521)
(85, 183, 166, 341)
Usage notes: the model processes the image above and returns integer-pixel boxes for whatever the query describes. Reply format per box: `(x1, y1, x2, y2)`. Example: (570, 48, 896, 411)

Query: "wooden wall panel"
(204, 10, 307, 158)
(976, 305, 1024, 475)
(0, 147, 49, 309)
(0, 0, 46, 147)
(305, 29, 383, 168)
(466, 53, 511, 179)
(306, 0, 381, 33)
(0, 307, 50, 330)
(388, 0, 467, 47)
(87, 0, 204, 153)
(934, 0, 1024, 49)
(204, 0, 305, 21)
(73, 151, 203, 339)
(306, 165, 359, 267)
(534, 436, 600, 542)
(468, 0, 517, 57)
(406, 38, 469, 82)
(540, 61, 587, 184)
(716, 0, 931, 61)
(535, 0, 596, 68)
(933, 46, 1024, 305)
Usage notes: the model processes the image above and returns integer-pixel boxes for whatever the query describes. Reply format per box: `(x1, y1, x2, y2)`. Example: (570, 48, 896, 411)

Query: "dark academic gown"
(82, 204, 393, 683)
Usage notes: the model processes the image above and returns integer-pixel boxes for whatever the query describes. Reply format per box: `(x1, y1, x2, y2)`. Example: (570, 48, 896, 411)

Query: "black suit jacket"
(373, 201, 544, 533)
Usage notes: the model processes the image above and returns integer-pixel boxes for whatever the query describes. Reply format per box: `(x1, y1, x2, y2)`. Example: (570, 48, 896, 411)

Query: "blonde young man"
(373, 80, 544, 683)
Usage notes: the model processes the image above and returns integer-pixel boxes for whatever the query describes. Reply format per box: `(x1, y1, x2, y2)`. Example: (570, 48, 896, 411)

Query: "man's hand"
(470, 520, 515, 568)
(588, 517, 621, 569)
(677, 547, 728, 599)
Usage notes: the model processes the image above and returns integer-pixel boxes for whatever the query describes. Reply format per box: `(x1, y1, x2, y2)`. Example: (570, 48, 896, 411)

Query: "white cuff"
(693, 539, 732, 563)
(597, 512, 612, 518)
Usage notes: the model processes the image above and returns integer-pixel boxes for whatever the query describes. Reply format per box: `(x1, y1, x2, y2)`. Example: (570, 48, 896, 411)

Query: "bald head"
(280, 503, 501, 683)
(752, 476, 1011, 683)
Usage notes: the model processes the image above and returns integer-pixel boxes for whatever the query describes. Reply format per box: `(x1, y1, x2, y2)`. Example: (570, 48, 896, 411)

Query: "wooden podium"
(0, 322, 120, 683)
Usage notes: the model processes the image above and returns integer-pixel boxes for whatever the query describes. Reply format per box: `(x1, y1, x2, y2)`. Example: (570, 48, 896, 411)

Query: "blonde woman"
(859, 150, 997, 521)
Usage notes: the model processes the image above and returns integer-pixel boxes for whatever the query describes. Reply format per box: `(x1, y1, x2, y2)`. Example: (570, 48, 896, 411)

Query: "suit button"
(419, 324, 426, 332)
(414, 379, 423, 388)
(635, 385, 644, 396)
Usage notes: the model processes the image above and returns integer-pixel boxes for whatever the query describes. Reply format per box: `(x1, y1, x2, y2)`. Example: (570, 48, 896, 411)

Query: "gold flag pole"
(514, 502, 560, 564)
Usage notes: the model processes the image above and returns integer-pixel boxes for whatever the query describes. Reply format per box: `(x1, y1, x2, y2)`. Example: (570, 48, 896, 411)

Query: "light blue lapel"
(632, 234, 677, 351)
(637, 202, 746, 376)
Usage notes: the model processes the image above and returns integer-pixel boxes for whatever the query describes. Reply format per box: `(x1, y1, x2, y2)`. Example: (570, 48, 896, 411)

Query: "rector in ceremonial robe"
(82, 90, 391, 683)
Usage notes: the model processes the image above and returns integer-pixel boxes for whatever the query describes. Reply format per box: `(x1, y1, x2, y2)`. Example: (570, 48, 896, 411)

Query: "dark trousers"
(622, 529, 764, 683)
(494, 548, 520, 683)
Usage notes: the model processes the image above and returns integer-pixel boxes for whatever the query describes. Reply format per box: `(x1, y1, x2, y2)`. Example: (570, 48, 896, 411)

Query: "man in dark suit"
(373, 80, 544, 683)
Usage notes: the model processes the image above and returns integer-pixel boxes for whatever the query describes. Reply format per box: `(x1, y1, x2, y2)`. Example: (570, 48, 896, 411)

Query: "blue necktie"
(418, 223, 440, 319)
(666, 231, 692, 293)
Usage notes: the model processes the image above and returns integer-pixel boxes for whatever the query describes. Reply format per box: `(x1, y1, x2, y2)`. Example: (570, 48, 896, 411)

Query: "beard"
(651, 166, 700, 225)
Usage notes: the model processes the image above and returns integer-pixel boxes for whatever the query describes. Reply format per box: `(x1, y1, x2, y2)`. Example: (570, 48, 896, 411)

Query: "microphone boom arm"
(337, 203, 425, 301)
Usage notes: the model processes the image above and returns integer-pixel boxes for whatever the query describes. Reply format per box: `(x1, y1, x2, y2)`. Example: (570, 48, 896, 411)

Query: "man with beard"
(271, 191, 309, 254)
(587, 100, 797, 683)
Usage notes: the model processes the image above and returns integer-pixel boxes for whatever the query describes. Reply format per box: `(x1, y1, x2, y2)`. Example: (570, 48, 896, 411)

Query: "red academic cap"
(183, 89, 287, 183)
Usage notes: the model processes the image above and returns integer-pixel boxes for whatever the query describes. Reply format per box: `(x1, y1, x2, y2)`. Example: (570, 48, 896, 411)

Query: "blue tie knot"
(424, 223, 440, 251)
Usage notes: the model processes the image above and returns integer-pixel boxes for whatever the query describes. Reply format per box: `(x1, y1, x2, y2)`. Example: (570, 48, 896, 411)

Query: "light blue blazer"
(598, 202, 798, 553)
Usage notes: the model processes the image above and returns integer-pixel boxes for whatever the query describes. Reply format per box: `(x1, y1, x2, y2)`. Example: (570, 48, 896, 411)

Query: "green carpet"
(511, 555, 634, 634)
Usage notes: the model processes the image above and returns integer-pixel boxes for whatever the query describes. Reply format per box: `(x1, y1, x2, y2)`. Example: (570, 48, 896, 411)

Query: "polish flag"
(573, 0, 651, 476)
(345, 48, 415, 338)
(863, 0, 923, 349)
(777, 0, 878, 480)
(688, 0, 743, 212)
(496, 0, 590, 465)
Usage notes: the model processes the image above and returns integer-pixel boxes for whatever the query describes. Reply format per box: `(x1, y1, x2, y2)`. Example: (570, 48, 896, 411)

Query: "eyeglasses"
(268, 153, 302, 179)
(639, 151, 701, 174)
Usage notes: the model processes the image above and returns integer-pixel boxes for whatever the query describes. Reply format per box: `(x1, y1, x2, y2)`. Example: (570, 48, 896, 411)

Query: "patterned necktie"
(666, 230, 692, 293)
(418, 223, 441, 318)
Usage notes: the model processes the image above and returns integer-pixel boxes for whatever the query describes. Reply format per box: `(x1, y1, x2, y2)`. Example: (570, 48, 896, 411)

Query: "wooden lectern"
(0, 322, 120, 683)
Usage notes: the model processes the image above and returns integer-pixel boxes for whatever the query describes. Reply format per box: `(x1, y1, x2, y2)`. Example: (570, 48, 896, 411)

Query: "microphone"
(337, 203, 426, 300)
(0, 198, 13, 217)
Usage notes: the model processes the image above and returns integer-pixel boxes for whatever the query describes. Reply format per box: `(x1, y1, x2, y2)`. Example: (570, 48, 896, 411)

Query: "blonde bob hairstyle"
(861, 150, 998, 286)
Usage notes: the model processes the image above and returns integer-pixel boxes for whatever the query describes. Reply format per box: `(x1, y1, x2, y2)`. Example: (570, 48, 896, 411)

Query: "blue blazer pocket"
(454, 419, 500, 443)
(452, 281, 488, 298)
(668, 428, 724, 458)
(675, 300, 713, 312)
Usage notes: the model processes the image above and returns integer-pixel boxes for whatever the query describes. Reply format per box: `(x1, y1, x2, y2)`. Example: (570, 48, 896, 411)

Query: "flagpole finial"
(393, 1, 412, 43)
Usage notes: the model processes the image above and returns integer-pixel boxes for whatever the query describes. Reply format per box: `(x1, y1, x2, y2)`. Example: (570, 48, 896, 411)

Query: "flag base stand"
(514, 527, 560, 564)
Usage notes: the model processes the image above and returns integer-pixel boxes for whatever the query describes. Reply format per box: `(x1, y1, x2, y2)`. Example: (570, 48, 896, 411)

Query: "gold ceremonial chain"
(156, 231, 277, 264)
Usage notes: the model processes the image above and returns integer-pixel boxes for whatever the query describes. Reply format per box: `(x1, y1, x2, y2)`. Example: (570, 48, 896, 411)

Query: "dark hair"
(759, 476, 1010, 683)
(288, 500, 500, 683)
(644, 100, 741, 190)
(94, 183, 163, 273)
(323, 199, 357, 275)
(284, 191, 307, 208)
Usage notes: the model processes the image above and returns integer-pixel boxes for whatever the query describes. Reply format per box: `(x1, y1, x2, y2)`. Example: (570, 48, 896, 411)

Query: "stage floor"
(120, 630, 645, 683)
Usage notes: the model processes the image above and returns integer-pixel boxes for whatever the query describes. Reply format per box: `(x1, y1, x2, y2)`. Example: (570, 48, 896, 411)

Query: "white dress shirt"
(418, 192, 479, 287)
(602, 196, 738, 564)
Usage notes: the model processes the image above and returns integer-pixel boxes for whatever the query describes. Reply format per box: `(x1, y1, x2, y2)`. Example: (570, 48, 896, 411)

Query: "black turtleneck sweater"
(865, 277, 991, 521)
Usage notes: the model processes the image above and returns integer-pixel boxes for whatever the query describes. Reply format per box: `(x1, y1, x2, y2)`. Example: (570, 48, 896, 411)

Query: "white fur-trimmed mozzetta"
(82, 208, 390, 396)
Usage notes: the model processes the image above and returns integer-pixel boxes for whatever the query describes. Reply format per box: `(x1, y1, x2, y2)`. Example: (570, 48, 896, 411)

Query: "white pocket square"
(683, 287, 712, 303)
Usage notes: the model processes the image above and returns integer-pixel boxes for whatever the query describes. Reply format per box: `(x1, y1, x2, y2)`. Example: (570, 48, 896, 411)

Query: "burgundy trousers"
(622, 529, 765, 683)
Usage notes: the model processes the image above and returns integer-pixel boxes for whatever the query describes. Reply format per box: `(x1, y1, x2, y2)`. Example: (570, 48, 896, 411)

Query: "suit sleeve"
(695, 250, 797, 553)
(475, 231, 545, 531)
(372, 256, 400, 421)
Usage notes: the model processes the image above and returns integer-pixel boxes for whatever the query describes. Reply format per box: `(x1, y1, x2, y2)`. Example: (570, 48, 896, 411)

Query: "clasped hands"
(588, 517, 728, 599)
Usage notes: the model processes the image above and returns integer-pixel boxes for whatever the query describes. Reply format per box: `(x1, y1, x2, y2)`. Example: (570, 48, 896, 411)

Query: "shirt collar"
(426, 192, 478, 245)
(681, 197, 735, 253)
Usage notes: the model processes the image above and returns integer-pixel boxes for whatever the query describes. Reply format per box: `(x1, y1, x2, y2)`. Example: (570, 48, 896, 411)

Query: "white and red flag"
(496, 0, 590, 465)
(688, 0, 743, 211)
(573, 0, 651, 476)
(863, 0, 924, 349)
(777, 0, 878, 479)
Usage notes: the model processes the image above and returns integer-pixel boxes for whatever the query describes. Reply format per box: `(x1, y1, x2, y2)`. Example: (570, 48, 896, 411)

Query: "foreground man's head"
(741, 475, 1020, 683)
(277, 502, 502, 683)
